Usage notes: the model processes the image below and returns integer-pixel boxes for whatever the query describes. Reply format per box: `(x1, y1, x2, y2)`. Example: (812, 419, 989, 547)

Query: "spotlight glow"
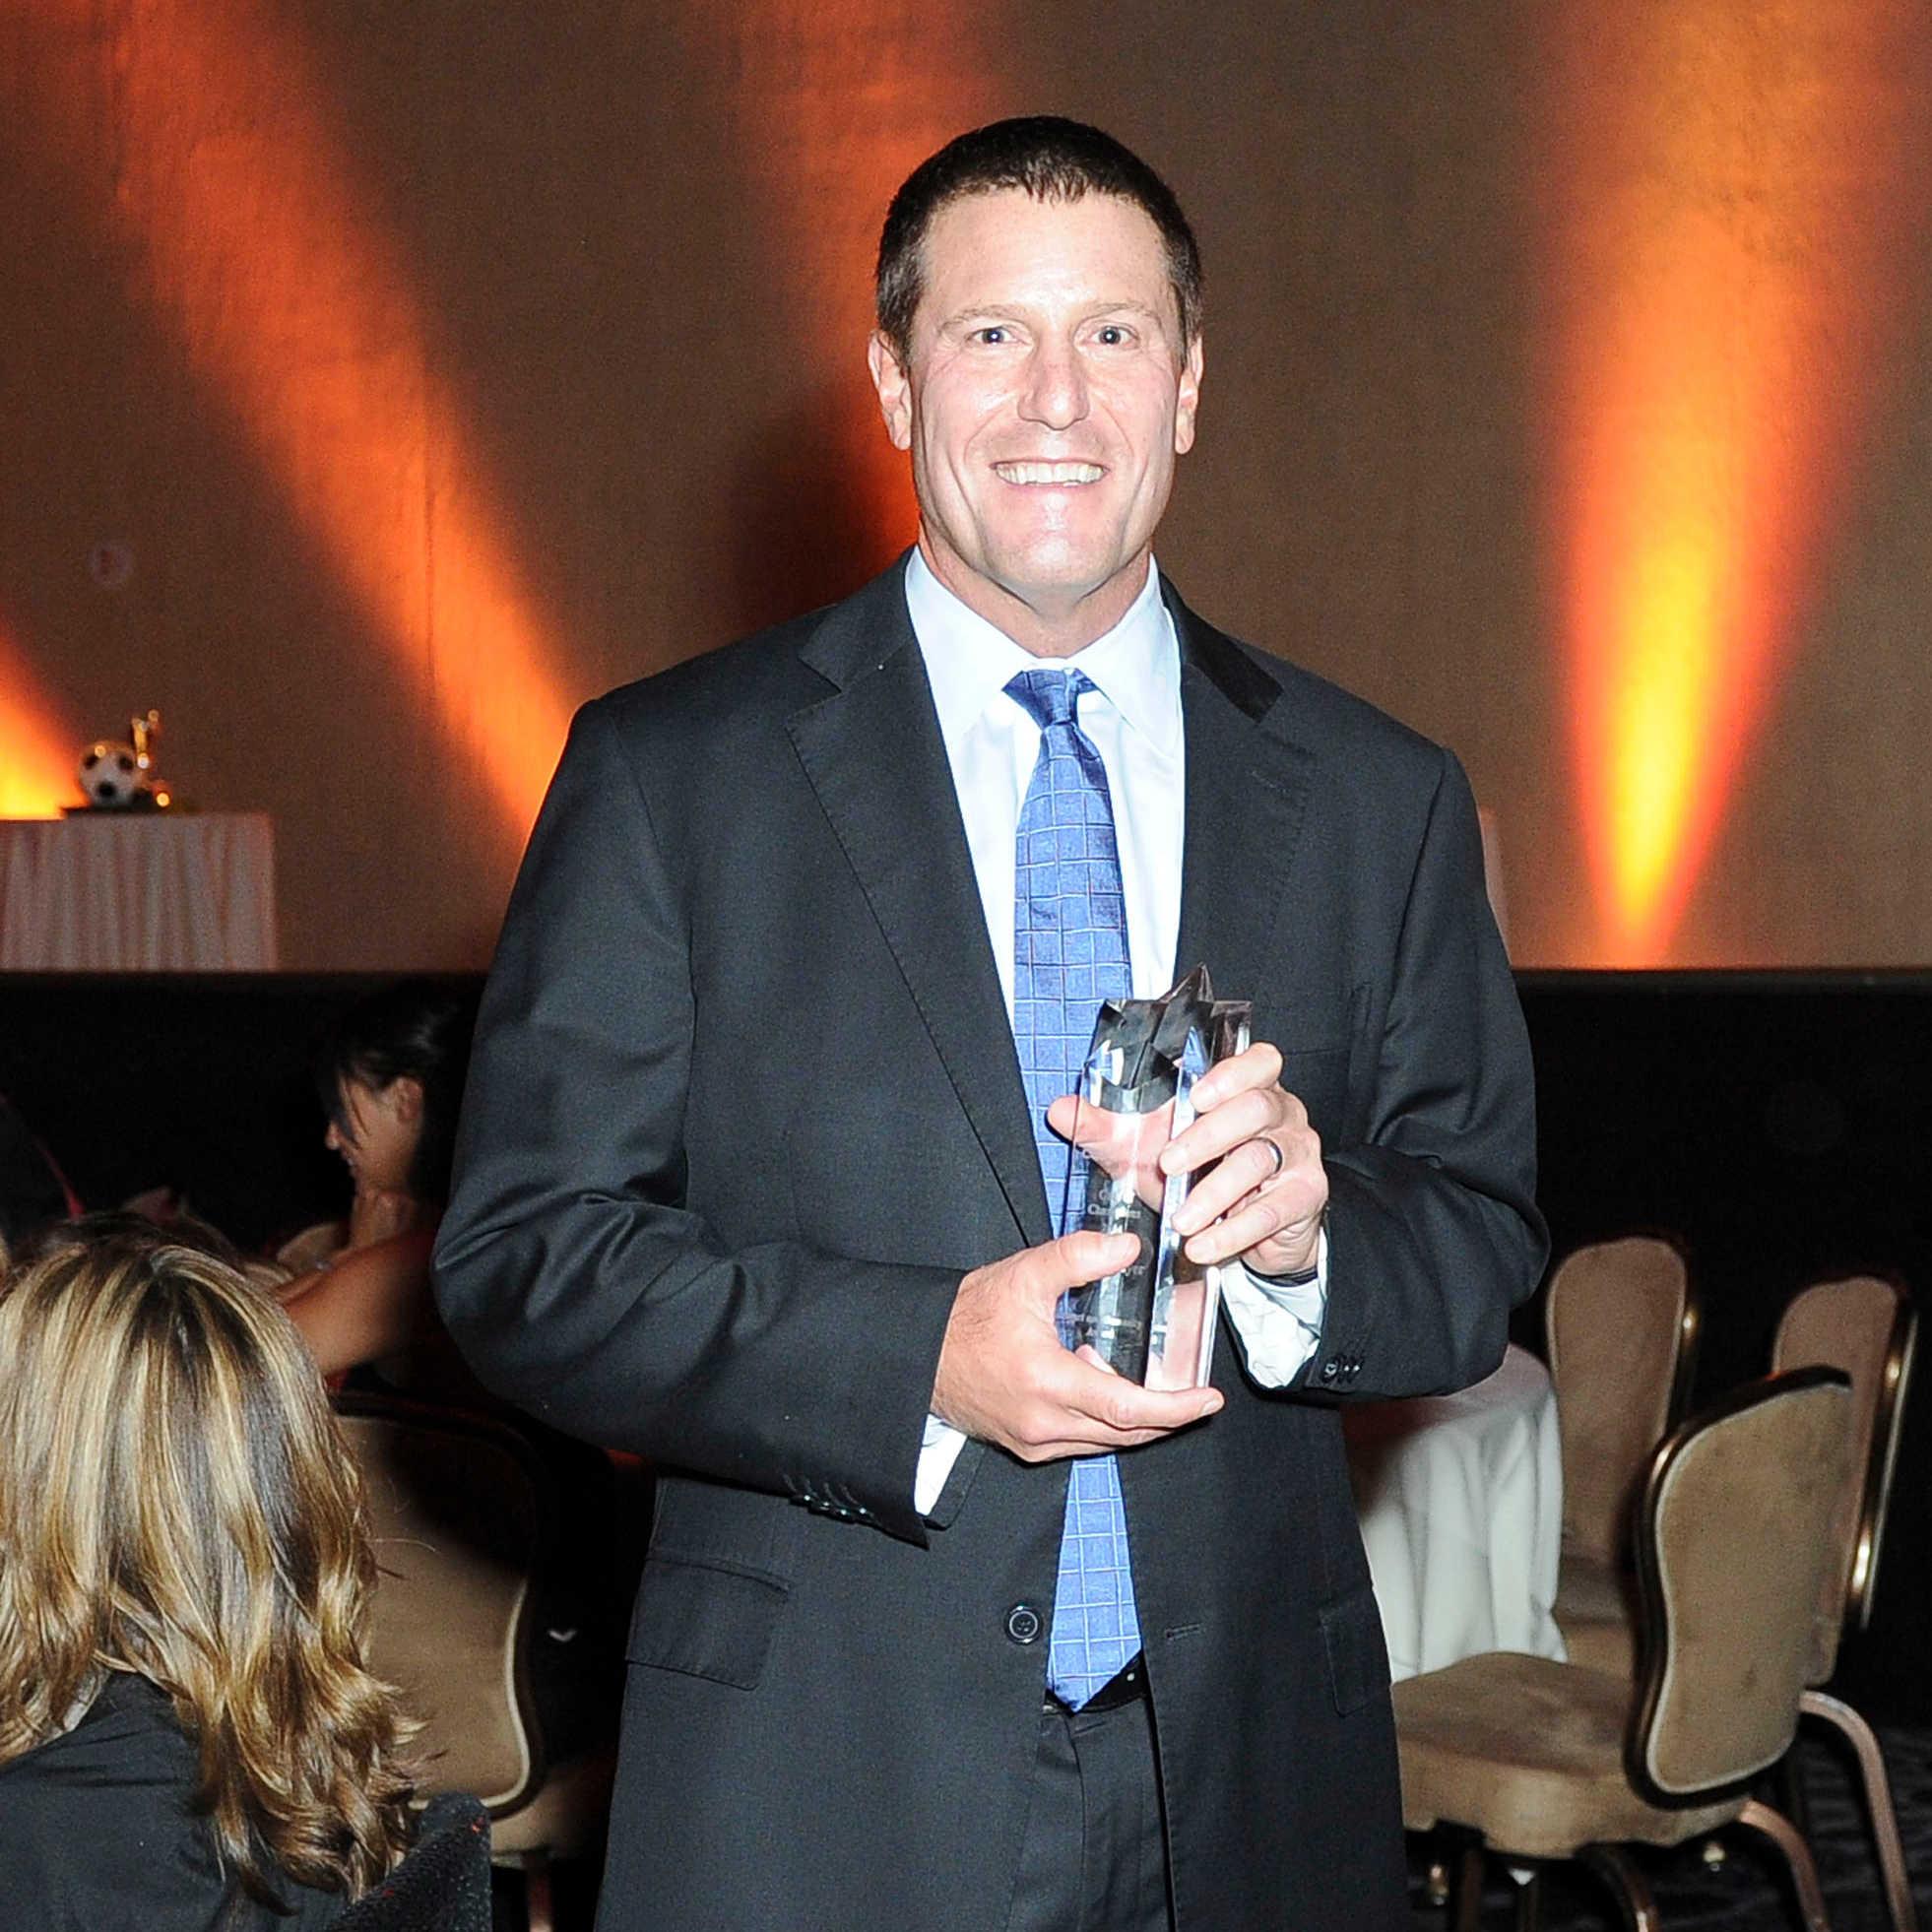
(1538, 0, 1930, 963)
(20, 0, 575, 847)
(694, 3, 1001, 567)
(0, 624, 76, 818)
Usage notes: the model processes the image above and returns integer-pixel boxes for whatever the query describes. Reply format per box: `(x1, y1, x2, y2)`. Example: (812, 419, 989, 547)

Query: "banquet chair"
(1545, 1235, 1699, 1677)
(1395, 1367, 1851, 1932)
(336, 1394, 617, 1932)
(332, 1791, 492, 1932)
(1771, 1274, 1920, 1932)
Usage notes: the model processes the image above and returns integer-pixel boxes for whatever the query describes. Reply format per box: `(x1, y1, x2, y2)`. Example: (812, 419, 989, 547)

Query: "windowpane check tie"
(1006, 667, 1142, 1710)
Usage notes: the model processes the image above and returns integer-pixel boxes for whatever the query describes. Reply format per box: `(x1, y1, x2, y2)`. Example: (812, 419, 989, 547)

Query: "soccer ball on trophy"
(74, 709, 171, 810)
(77, 741, 143, 807)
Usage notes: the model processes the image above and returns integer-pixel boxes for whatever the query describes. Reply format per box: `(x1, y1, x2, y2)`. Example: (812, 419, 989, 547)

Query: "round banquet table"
(1341, 1341, 1566, 1683)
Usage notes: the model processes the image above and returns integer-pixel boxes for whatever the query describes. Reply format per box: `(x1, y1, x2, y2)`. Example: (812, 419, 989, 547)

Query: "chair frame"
(1785, 1276, 1916, 1636)
(1771, 1275, 1920, 1932)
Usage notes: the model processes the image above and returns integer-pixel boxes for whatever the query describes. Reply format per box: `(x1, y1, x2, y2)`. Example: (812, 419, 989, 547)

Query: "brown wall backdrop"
(3, 0, 1929, 969)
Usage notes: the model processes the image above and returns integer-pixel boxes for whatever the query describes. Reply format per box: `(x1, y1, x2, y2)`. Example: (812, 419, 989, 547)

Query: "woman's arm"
(279, 1225, 437, 1378)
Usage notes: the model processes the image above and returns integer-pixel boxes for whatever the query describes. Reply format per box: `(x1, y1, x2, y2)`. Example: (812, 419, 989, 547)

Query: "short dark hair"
(874, 116, 1203, 358)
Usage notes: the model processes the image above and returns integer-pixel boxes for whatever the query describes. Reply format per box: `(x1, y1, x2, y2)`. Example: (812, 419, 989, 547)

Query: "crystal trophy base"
(1059, 966, 1252, 1389)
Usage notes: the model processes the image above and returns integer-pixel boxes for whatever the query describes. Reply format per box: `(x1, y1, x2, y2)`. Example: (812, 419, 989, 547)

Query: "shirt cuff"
(1217, 1223, 1329, 1386)
(916, 1413, 968, 1515)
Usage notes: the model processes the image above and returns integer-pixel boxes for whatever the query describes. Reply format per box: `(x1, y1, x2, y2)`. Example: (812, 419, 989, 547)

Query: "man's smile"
(992, 460, 1106, 485)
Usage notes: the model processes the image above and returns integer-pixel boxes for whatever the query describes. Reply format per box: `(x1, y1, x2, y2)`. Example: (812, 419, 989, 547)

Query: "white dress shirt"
(906, 547, 1327, 1513)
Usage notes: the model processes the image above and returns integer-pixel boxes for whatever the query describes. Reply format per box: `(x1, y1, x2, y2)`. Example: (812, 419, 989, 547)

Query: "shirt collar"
(905, 547, 1182, 757)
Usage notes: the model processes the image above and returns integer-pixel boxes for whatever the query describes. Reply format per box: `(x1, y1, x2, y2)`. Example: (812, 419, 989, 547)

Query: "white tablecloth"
(0, 813, 277, 970)
(1343, 1342, 1565, 1682)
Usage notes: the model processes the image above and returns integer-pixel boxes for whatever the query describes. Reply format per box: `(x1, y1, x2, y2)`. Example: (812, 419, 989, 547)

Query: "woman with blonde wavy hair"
(0, 1216, 419, 1926)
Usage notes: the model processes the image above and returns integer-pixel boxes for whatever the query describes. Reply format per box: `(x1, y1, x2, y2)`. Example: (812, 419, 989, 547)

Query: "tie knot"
(1005, 668, 1096, 732)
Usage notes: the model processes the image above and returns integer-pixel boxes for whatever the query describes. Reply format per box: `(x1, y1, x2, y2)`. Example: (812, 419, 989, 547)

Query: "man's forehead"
(915, 189, 1180, 324)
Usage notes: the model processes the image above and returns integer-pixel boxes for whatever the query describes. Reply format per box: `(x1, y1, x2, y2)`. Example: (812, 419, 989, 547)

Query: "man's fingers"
(1159, 1084, 1288, 1176)
(1044, 1228, 1140, 1290)
(1036, 1347, 1222, 1433)
(1183, 1186, 1321, 1267)
(1003, 1329, 1222, 1457)
(1185, 1039, 1284, 1111)
(1170, 1134, 1285, 1237)
(1010, 1428, 1188, 1462)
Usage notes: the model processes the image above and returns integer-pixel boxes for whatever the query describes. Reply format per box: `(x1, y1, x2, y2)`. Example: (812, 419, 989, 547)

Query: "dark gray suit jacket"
(433, 558, 1545, 1931)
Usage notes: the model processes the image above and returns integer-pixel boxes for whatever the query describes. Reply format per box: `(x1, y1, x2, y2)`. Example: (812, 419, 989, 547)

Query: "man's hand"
(934, 1230, 1224, 1459)
(1063, 1041, 1327, 1278)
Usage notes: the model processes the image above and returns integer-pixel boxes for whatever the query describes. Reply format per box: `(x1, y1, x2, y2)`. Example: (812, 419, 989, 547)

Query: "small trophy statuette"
(74, 708, 172, 810)
(1059, 966, 1253, 1389)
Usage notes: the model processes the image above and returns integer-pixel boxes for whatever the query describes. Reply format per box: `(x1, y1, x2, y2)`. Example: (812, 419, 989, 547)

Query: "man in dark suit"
(434, 116, 1544, 1931)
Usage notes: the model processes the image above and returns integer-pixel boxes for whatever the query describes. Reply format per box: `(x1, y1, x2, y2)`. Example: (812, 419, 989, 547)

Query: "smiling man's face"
(869, 187, 1203, 657)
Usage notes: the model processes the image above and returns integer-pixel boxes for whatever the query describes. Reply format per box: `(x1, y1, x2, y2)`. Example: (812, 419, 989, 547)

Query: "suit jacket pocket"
(627, 1554, 789, 1690)
(1319, 1581, 1390, 1715)
(1279, 1044, 1349, 1145)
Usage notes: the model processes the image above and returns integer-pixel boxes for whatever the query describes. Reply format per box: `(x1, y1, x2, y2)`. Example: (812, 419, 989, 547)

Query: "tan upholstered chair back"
(338, 1397, 545, 1814)
(1632, 1369, 1850, 1803)
(1771, 1274, 1917, 1671)
(1545, 1235, 1697, 1565)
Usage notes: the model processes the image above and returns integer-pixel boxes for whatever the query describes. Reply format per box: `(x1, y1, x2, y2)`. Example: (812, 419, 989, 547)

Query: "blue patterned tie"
(1007, 667, 1142, 1709)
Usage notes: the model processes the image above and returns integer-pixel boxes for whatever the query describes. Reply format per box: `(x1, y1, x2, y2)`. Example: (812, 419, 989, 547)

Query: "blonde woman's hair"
(0, 1217, 418, 1903)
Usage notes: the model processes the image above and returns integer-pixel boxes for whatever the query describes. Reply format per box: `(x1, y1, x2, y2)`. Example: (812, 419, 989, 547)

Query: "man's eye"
(973, 326, 1008, 345)
(1096, 325, 1128, 347)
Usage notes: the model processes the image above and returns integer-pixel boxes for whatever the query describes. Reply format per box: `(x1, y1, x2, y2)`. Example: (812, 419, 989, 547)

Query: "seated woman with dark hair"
(282, 984, 635, 1764)
(0, 1218, 420, 1927)
(278, 980, 479, 1386)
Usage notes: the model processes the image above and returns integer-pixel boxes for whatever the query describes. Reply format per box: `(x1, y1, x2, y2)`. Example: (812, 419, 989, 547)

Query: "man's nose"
(1018, 340, 1089, 429)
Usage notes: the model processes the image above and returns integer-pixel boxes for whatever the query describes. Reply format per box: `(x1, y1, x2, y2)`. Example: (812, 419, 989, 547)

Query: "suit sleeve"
(1298, 746, 1546, 1400)
(432, 699, 959, 1544)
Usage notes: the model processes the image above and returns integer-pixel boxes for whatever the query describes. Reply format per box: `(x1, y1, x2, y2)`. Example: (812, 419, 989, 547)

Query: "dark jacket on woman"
(0, 1673, 345, 1930)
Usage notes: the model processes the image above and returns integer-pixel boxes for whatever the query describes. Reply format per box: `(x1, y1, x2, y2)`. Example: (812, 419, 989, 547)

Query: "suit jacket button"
(1004, 1604, 1043, 1645)
(1320, 1357, 1339, 1382)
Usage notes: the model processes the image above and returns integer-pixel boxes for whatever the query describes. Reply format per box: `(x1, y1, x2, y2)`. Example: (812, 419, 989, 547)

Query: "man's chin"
(995, 558, 1143, 620)
(973, 536, 1134, 600)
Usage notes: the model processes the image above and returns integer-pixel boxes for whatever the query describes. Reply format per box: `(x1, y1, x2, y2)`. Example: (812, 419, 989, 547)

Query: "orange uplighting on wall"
(1536, 1, 1930, 963)
(19, 0, 574, 849)
(691, 3, 1003, 573)
(0, 622, 77, 818)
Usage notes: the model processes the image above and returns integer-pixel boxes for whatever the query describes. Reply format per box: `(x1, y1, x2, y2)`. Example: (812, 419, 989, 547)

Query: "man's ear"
(389, 1075, 424, 1127)
(1174, 333, 1204, 456)
(868, 331, 914, 451)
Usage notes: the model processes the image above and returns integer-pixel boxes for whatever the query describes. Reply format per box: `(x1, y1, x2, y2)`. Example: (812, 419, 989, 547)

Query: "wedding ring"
(1255, 1136, 1286, 1182)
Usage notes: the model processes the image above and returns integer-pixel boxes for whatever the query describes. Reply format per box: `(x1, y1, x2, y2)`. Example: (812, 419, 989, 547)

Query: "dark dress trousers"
(433, 558, 1546, 1932)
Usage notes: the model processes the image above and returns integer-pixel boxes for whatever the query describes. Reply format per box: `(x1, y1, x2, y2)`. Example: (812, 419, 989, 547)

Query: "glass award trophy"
(1058, 966, 1253, 1389)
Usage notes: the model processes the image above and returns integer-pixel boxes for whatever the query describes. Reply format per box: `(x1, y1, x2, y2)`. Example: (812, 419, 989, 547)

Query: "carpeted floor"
(1409, 1722, 1932, 1930)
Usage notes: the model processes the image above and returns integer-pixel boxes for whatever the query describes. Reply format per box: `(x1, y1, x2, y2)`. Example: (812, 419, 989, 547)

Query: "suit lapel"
(783, 567, 1311, 1244)
(787, 564, 1052, 1248)
(1166, 580, 1315, 1012)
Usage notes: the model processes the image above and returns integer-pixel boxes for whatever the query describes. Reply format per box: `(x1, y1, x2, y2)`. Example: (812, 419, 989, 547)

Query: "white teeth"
(995, 461, 1103, 485)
